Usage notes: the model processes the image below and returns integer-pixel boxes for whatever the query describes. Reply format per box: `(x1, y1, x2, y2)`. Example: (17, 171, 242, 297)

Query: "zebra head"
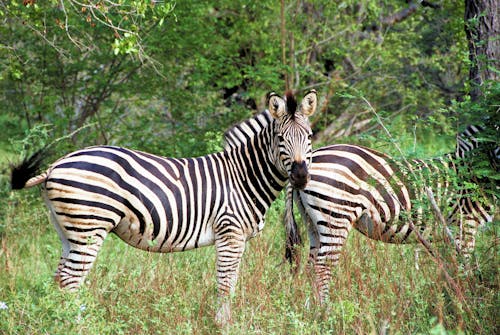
(267, 90, 317, 189)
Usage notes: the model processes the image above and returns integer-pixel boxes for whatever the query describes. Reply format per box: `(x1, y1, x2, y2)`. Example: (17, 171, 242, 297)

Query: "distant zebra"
(284, 125, 498, 303)
(10, 90, 318, 324)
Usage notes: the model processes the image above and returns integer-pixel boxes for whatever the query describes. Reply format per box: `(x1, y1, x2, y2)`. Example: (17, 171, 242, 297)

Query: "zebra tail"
(10, 148, 50, 190)
(284, 185, 302, 269)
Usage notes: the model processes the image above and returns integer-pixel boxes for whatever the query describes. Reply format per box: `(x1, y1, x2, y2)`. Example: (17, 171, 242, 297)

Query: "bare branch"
(380, 3, 419, 28)
(425, 187, 461, 254)
(369, 1, 441, 32)
(421, 1, 441, 9)
(59, 0, 88, 52)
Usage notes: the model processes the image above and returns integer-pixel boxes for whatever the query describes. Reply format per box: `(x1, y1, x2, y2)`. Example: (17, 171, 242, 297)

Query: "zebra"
(10, 90, 318, 325)
(284, 125, 498, 303)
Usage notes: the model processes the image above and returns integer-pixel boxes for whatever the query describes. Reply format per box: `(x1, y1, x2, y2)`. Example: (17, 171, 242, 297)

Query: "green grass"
(0, 150, 498, 334)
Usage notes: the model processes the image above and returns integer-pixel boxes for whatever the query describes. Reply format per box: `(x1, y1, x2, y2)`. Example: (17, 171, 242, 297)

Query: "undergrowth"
(0, 183, 498, 334)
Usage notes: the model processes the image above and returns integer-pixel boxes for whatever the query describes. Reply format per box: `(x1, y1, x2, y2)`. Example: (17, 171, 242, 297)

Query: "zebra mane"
(284, 91, 298, 117)
(223, 110, 273, 151)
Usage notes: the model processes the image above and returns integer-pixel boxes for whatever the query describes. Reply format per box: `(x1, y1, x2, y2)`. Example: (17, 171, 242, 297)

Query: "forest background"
(0, 1, 498, 334)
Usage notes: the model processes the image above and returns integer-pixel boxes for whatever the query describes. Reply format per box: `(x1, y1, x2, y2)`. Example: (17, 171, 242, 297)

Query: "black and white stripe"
(285, 125, 497, 302)
(11, 90, 318, 324)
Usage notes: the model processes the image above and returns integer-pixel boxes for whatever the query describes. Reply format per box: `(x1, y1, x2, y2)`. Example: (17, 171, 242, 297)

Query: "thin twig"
(425, 187, 461, 254)
(59, 0, 87, 52)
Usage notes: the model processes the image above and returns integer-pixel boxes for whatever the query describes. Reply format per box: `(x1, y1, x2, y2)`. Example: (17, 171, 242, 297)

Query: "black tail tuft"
(10, 148, 49, 190)
(284, 186, 302, 270)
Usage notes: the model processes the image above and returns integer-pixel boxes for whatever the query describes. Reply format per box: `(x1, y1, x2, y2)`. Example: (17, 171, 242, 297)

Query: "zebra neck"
(222, 139, 288, 218)
(222, 110, 289, 212)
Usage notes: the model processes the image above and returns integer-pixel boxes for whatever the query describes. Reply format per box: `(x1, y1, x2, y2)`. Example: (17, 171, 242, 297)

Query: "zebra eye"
(277, 134, 284, 142)
(307, 133, 312, 140)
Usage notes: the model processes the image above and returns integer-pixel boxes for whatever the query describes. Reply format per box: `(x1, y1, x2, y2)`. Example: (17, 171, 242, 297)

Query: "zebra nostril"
(290, 161, 309, 189)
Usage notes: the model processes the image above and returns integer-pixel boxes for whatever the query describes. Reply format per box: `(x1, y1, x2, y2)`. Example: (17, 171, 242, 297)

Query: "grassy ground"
(0, 155, 498, 334)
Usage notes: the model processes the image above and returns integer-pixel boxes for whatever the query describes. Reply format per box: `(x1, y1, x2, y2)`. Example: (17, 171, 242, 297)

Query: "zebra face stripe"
(268, 90, 317, 189)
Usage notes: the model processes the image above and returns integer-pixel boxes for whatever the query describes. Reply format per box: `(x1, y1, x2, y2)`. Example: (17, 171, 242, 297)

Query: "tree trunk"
(464, 0, 499, 101)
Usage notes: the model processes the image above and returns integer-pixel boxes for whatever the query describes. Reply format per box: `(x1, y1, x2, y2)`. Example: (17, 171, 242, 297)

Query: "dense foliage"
(0, 1, 498, 334)
(2, 1, 489, 156)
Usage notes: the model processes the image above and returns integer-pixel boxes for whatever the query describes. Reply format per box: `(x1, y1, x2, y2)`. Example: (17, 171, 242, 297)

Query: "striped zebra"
(284, 125, 498, 303)
(10, 90, 318, 324)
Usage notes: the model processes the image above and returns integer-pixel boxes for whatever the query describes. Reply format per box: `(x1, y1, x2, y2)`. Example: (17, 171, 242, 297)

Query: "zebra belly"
(303, 178, 412, 244)
(354, 212, 416, 244)
(111, 213, 216, 253)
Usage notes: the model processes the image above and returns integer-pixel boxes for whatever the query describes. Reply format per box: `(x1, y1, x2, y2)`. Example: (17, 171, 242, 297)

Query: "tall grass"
(0, 180, 498, 334)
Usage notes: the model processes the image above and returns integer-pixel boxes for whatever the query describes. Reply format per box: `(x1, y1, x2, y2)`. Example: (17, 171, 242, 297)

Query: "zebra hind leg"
(49, 212, 109, 291)
(455, 215, 480, 266)
(55, 237, 107, 291)
(48, 209, 71, 287)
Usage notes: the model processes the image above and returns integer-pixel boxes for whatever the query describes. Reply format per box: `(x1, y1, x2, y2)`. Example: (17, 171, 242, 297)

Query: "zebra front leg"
(214, 231, 246, 326)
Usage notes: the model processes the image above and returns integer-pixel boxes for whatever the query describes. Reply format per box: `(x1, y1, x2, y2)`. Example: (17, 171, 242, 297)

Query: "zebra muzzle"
(290, 160, 309, 189)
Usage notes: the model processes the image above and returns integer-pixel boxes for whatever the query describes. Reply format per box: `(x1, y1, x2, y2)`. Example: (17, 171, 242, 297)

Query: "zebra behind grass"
(10, 90, 318, 325)
(284, 125, 498, 303)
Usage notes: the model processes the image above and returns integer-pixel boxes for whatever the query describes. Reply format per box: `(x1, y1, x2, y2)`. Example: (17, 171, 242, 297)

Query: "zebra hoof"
(215, 302, 231, 327)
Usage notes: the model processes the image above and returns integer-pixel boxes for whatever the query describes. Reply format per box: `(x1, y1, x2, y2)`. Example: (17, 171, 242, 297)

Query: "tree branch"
(368, 1, 441, 32)
(425, 187, 461, 254)
(380, 3, 419, 28)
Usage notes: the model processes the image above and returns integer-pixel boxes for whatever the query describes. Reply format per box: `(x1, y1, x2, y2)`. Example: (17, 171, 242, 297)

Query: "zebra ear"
(267, 92, 286, 119)
(299, 89, 317, 116)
